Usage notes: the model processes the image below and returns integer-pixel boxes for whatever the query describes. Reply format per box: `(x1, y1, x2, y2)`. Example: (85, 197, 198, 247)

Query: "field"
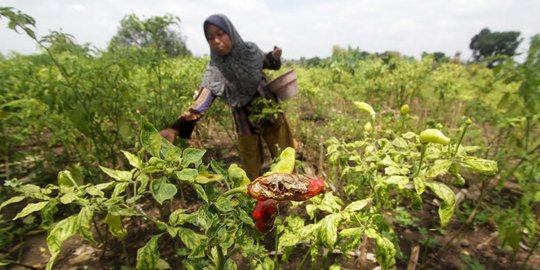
(1, 9, 540, 270)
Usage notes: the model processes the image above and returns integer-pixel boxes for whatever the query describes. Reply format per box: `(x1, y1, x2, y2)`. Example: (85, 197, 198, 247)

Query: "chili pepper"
(419, 129, 450, 145)
(247, 173, 326, 201)
(400, 104, 410, 115)
(252, 199, 277, 233)
(354, 101, 376, 117)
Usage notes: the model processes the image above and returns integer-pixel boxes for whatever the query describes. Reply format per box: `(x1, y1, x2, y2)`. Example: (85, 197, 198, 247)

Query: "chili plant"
(301, 101, 498, 268)
(0, 121, 279, 270)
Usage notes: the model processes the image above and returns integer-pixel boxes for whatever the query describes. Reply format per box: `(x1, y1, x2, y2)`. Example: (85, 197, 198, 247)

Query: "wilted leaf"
(136, 234, 162, 270)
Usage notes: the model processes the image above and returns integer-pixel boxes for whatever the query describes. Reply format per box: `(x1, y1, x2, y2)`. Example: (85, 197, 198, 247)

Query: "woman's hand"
(159, 128, 179, 143)
(272, 46, 282, 60)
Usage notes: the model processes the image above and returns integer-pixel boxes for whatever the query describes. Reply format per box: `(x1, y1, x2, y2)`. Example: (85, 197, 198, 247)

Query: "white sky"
(0, 0, 539, 60)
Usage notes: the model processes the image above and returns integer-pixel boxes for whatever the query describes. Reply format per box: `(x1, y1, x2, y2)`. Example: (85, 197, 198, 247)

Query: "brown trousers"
(237, 114, 296, 180)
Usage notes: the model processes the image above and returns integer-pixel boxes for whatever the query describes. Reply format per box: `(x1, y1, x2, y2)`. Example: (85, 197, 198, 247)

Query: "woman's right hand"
(159, 128, 179, 143)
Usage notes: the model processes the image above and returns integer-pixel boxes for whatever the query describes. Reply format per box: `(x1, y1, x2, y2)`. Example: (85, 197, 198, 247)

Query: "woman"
(160, 14, 295, 180)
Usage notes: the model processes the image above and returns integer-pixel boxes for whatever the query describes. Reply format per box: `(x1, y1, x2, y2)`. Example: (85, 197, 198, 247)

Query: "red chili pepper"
(248, 173, 326, 201)
(305, 177, 326, 198)
(252, 199, 277, 233)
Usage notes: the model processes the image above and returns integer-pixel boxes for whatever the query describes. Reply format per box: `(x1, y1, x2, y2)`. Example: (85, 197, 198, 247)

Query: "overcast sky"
(1, 0, 539, 60)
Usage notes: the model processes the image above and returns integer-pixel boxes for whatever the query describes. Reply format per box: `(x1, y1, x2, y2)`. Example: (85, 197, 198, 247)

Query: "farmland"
(1, 7, 539, 270)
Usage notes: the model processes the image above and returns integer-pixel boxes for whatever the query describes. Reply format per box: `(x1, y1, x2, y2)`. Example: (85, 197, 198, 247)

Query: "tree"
(469, 28, 522, 67)
(109, 13, 191, 57)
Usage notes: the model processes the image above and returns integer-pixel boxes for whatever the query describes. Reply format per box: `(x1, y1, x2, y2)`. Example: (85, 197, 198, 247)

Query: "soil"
(2, 118, 539, 270)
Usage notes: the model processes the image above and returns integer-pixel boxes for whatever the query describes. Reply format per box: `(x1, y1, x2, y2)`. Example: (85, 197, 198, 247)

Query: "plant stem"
(217, 246, 225, 269)
(297, 247, 310, 270)
(415, 144, 427, 177)
(92, 214, 104, 243)
(520, 236, 540, 270)
(453, 123, 469, 157)
(274, 227, 280, 269)
(221, 186, 247, 197)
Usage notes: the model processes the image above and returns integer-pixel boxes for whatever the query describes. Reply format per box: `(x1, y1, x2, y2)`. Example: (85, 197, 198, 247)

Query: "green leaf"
(278, 231, 302, 251)
(192, 184, 208, 203)
(141, 120, 162, 158)
(214, 196, 236, 212)
(413, 176, 426, 195)
(169, 209, 197, 226)
(99, 166, 132, 181)
(228, 164, 250, 187)
(136, 234, 162, 270)
(86, 182, 114, 197)
(383, 175, 409, 189)
(156, 259, 171, 270)
(122, 150, 143, 169)
(105, 213, 127, 239)
(266, 147, 296, 175)
(151, 178, 177, 205)
(112, 182, 130, 198)
(107, 205, 141, 217)
(77, 206, 95, 244)
(0, 196, 25, 212)
(177, 227, 207, 251)
(319, 213, 342, 249)
(160, 136, 178, 159)
(426, 181, 456, 227)
(237, 208, 255, 227)
(339, 227, 364, 252)
(182, 148, 206, 167)
(13, 201, 48, 220)
(175, 168, 198, 182)
(59, 193, 78, 204)
(58, 170, 79, 188)
(329, 264, 341, 270)
(426, 160, 453, 178)
(46, 215, 78, 270)
(365, 228, 396, 269)
(534, 191, 540, 202)
(343, 198, 372, 212)
(461, 157, 498, 175)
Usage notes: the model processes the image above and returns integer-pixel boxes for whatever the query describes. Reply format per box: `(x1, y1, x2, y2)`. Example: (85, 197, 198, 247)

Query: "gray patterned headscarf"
(200, 14, 264, 108)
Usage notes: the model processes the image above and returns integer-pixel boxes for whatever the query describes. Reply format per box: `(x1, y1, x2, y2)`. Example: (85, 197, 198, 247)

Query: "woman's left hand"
(272, 46, 282, 59)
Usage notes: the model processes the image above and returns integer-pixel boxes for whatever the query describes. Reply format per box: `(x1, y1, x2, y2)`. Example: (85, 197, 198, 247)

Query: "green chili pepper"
(419, 129, 450, 145)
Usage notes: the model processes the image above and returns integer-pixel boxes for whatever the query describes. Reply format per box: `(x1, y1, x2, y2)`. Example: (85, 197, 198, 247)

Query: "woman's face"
(205, 24, 232, 56)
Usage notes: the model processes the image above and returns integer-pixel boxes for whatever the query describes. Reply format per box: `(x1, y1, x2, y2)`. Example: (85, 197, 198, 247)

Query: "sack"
(266, 69, 298, 101)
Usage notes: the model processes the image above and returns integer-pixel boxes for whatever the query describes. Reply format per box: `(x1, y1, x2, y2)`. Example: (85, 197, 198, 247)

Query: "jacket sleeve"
(169, 88, 215, 139)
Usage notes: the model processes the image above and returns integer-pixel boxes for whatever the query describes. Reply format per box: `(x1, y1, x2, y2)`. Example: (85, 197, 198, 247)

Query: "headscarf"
(200, 14, 264, 108)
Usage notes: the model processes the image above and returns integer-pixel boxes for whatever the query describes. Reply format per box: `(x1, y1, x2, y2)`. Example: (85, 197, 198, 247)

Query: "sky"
(0, 0, 539, 60)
